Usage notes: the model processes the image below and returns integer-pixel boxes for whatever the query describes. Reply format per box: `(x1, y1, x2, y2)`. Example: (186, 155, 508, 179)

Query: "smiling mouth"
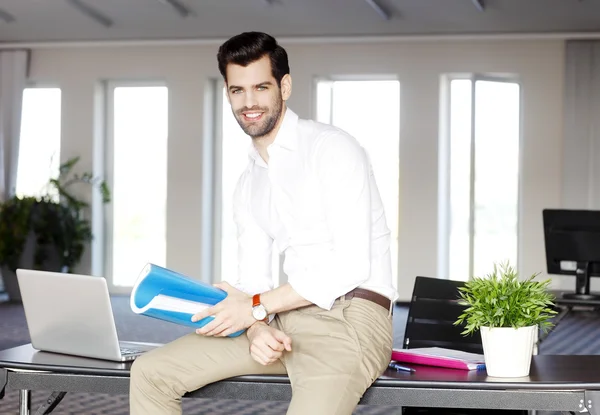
(242, 111, 264, 122)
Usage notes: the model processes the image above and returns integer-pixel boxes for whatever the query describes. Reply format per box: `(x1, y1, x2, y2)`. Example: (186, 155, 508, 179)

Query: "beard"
(233, 95, 283, 139)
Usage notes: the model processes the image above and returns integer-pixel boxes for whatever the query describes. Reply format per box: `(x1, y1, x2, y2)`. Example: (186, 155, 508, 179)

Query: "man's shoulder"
(296, 116, 339, 135)
(296, 117, 360, 151)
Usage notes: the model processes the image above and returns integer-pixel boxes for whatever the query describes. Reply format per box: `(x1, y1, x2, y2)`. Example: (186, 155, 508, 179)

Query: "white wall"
(27, 38, 565, 300)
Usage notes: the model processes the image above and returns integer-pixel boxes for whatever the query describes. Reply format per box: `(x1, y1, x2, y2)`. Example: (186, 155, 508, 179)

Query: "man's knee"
(129, 350, 186, 414)
(130, 352, 159, 388)
(130, 350, 181, 396)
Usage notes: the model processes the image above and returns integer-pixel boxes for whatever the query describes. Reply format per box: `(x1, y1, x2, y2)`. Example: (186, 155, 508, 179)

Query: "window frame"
(438, 73, 523, 281)
(16, 84, 62, 199)
(104, 80, 168, 294)
(211, 80, 225, 283)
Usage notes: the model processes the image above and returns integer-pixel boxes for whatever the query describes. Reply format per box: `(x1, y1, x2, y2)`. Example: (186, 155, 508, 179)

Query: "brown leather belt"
(344, 288, 391, 312)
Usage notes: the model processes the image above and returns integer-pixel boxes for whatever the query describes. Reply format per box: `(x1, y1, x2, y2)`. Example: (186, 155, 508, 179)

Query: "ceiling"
(0, 0, 600, 44)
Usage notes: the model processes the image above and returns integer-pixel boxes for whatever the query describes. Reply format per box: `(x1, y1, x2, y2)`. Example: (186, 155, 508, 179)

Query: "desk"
(2, 344, 600, 414)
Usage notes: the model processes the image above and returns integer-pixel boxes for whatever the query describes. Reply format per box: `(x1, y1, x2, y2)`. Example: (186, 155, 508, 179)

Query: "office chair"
(401, 276, 527, 415)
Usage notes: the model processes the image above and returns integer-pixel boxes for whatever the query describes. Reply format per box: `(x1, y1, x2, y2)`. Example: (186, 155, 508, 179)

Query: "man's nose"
(244, 90, 258, 108)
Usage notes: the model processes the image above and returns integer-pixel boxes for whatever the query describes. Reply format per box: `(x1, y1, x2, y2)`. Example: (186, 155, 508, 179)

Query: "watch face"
(252, 305, 267, 321)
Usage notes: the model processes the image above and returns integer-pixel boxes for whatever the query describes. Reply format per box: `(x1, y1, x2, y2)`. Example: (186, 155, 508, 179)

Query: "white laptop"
(16, 268, 159, 362)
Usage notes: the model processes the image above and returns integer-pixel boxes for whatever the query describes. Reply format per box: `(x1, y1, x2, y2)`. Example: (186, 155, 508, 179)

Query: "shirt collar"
(247, 107, 299, 163)
(272, 107, 298, 151)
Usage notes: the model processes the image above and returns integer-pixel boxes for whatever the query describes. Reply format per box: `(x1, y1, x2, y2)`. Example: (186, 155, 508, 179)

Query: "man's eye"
(257, 86, 266, 91)
(232, 89, 242, 94)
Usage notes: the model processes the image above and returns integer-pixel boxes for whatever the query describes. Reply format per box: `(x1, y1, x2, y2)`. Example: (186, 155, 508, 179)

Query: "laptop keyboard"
(120, 347, 143, 356)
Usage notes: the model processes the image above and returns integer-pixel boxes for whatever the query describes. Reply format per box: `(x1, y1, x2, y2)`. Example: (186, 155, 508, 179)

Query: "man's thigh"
(131, 328, 287, 396)
(278, 297, 393, 415)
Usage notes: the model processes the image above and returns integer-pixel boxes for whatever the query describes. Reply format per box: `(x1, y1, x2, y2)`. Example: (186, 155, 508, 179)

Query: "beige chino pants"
(129, 296, 393, 415)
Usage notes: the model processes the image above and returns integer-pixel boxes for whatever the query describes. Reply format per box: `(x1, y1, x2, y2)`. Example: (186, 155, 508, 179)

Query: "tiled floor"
(0, 390, 405, 415)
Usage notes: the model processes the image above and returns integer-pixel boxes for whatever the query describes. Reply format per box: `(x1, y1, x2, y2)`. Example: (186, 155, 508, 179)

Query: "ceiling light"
(0, 8, 15, 23)
(365, 0, 391, 20)
(65, 0, 113, 27)
(472, 0, 485, 12)
(157, 0, 194, 18)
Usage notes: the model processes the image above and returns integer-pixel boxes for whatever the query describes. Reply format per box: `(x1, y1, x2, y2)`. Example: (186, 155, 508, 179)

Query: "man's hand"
(247, 322, 292, 366)
(191, 282, 256, 337)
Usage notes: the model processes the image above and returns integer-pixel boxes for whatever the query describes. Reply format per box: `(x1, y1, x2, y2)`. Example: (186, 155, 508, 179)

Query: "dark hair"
(217, 31, 290, 87)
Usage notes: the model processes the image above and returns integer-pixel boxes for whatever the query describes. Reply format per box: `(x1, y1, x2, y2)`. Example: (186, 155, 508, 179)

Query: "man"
(130, 31, 397, 415)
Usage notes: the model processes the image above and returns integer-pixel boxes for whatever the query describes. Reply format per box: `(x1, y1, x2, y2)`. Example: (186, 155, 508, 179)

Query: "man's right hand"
(246, 322, 292, 366)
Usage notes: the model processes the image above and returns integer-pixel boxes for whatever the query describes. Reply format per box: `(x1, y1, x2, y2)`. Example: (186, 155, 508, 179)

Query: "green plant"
(454, 261, 558, 335)
(0, 156, 110, 272)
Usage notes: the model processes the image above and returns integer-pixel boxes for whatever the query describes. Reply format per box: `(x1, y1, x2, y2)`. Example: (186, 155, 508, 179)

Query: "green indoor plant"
(454, 261, 558, 377)
(0, 156, 110, 300)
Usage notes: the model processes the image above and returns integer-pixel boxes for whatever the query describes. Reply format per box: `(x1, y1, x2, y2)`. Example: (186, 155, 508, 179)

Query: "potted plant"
(454, 261, 558, 377)
(0, 156, 110, 301)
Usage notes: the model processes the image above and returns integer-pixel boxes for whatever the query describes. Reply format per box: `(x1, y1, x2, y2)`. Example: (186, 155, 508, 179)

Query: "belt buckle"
(342, 289, 355, 302)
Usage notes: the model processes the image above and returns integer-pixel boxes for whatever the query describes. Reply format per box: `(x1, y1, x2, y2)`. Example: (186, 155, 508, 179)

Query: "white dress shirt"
(232, 108, 397, 310)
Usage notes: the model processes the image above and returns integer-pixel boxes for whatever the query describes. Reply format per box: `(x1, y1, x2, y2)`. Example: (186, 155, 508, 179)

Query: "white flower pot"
(480, 325, 537, 377)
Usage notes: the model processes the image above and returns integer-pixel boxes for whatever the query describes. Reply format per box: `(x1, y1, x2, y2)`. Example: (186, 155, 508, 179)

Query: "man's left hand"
(191, 282, 256, 337)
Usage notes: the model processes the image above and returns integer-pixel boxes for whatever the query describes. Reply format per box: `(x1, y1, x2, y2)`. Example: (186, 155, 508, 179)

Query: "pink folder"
(391, 347, 486, 371)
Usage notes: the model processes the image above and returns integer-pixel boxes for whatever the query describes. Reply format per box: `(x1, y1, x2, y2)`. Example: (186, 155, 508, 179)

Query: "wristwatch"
(252, 294, 268, 321)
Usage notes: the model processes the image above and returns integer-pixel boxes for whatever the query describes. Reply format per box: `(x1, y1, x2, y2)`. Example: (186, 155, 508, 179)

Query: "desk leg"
(35, 391, 67, 415)
(19, 389, 31, 415)
(0, 368, 7, 399)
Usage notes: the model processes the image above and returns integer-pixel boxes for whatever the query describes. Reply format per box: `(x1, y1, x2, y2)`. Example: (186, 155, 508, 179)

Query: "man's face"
(225, 55, 289, 139)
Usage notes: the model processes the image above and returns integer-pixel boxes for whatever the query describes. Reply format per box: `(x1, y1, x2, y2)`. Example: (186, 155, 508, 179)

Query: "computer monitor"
(543, 208, 600, 301)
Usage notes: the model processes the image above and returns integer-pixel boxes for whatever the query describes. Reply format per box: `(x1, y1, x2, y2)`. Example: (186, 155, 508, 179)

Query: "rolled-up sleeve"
(230, 171, 275, 296)
(287, 132, 372, 310)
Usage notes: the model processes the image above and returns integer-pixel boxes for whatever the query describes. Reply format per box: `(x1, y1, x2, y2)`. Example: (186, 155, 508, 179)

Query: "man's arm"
(192, 281, 311, 336)
(285, 131, 374, 310)
(260, 282, 312, 314)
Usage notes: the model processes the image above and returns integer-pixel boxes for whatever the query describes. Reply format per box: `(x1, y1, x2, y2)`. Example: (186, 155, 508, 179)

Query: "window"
(16, 88, 61, 199)
(107, 85, 168, 287)
(443, 77, 520, 280)
(219, 88, 280, 286)
(316, 79, 400, 286)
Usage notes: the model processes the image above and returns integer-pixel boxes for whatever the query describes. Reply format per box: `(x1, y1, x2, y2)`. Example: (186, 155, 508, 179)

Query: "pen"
(388, 361, 415, 373)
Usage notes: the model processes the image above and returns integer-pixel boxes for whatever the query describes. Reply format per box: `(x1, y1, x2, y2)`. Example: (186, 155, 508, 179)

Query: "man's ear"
(224, 81, 230, 104)
(280, 74, 292, 101)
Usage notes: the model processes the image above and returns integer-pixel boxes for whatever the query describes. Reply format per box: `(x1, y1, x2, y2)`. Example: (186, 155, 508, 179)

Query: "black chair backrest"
(402, 276, 483, 354)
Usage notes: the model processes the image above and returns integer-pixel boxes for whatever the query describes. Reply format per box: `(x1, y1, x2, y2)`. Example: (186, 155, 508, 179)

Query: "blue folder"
(130, 263, 245, 337)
